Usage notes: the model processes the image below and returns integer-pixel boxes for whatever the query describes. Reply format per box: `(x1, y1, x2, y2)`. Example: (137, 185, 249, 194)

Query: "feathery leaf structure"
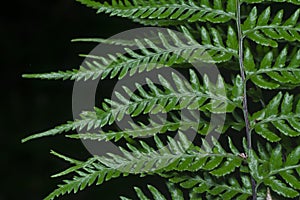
(77, 0, 236, 25)
(245, 47, 300, 89)
(249, 143, 300, 198)
(242, 7, 300, 48)
(43, 133, 243, 199)
(251, 92, 300, 142)
(98, 133, 242, 175)
(23, 70, 242, 142)
(23, 27, 238, 81)
(23, 0, 300, 199)
(167, 172, 253, 199)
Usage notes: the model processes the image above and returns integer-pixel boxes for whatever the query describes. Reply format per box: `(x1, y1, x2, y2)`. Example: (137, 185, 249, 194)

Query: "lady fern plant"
(23, 0, 300, 199)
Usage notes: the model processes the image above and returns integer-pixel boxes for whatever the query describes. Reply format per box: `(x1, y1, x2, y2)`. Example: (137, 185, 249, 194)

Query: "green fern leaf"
(245, 48, 300, 89)
(66, 111, 214, 142)
(249, 143, 300, 198)
(67, 110, 245, 142)
(22, 110, 104, 142)
(23, 0, 300, 199)
(98, 133, 242, 176)
(251, 92, 300, 142)
(44, 163, 121, 200)
(23, 70, 241, 142)
(242, 7, 300, 47)
(72, 37, 138, 46)
(23, 27, 238, 81)
(167, 172, 252, 200)
(76, 0, 236, 25)
(45, 134, 242, 199)
(50, 152, 100, 178)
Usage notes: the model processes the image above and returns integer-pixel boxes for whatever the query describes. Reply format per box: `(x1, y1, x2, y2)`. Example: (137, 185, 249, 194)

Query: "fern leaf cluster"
(167, 172, 253, 199)
(242, 7, 300, 47)
(77, 0, 236, 26)
(23, 0, 300, 199)
(23, 26, 239, 82)
(98, 133, 242, 175)
(245, 47, 300, 89)
(251, 92, 300, 142)
(249, 143, 300, 198)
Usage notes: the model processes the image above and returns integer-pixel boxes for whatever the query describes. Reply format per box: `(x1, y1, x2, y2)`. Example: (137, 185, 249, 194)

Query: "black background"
(1, 1, 163, 199)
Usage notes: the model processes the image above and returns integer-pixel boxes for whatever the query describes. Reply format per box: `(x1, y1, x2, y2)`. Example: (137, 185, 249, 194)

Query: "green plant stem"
(236, 1, 257, 199)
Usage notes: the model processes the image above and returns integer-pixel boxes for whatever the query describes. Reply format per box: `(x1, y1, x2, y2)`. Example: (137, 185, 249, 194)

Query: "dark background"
(2, 1, 163, 199)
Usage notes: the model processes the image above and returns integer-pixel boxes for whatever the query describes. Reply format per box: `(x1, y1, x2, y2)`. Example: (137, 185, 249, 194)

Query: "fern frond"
(66, 111, 211, 142)
(23, 71, 242, 142)
(50, 151, 99, 178)
(23, 0, 300, 199)
(67, 75, 245, 141)
(106, 71, 240, 116)
(67, 109, 245, 142)
(99, 133, 242, 177)
(249, 143, 300, 198)
(250, 92, 300, 142)
(50, 150, 83, 165)
(22, 110, 102, 143)
(242, 7, 300, 47)
(23, 70, 243, 142)
(23, 27, 238, 81)
(71, 38, 137, 46)
(198, 25, 238, 63)
(44, 163, 122, 200)
(120, 183, 184, 200)
(167, 172, 252, 200)
(45, 133, 242, 199)
(77, 0, 236, 25)
(244, 47, 300, 89)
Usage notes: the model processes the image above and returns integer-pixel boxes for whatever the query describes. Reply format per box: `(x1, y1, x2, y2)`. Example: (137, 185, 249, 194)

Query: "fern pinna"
(23, 0, 300, 199)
